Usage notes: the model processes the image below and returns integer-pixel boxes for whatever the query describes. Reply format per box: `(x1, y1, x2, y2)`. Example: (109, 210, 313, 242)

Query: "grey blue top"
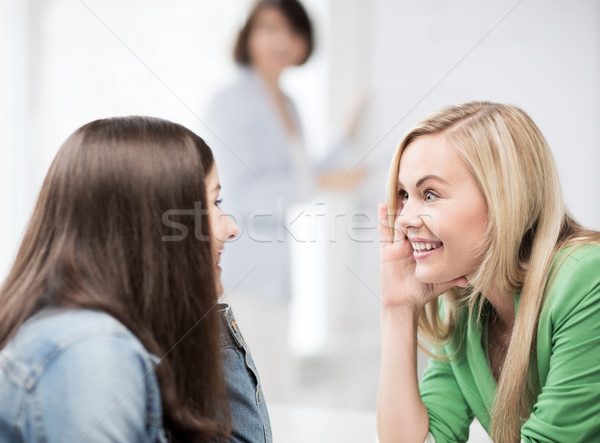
(203, 68, 340, 299)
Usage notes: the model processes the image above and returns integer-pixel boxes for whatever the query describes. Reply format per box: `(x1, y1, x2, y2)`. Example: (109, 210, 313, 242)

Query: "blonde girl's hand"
(378, 203, 466, 310)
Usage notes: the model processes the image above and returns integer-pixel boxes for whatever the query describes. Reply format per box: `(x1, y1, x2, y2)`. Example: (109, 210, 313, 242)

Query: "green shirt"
(420, 244, 600, 442)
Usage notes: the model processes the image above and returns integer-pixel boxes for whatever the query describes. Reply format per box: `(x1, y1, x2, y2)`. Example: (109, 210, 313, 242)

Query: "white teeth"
(411, 241, 441, 252)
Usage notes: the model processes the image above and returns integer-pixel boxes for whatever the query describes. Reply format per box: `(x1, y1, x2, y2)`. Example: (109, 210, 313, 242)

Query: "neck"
(254, 65, 282, 93)
(484, 283, 515, 329)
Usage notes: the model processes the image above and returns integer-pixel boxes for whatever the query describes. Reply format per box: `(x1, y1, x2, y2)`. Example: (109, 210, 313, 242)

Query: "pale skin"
(377, 133, 514, 442)
(205, 164, 240, 296)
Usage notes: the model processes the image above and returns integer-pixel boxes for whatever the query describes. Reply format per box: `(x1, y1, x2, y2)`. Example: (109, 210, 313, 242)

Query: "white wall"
(366, 0, 600, 228)
(342, 1, 600, 375)
(0, 0, 254, 276)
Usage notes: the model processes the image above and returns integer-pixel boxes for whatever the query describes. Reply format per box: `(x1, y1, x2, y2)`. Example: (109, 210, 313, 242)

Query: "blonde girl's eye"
(215, 199, 223, 208)
(424, 191, 438, 202)
(397, 189, 408, 202)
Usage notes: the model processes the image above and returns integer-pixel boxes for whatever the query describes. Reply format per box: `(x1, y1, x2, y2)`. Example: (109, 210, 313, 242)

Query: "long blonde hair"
(385, 101, 600, 442)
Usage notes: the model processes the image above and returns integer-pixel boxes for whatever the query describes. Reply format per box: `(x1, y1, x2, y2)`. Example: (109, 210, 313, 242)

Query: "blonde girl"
(377, 101, 600, 442)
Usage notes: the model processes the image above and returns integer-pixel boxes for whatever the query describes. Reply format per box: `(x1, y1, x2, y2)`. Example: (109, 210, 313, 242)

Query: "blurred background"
(1, 0, 599, 439)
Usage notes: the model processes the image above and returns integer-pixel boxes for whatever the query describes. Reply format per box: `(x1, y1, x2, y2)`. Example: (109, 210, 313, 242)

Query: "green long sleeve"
(419, 244, 600, 442)
(521, 244, 600, 441)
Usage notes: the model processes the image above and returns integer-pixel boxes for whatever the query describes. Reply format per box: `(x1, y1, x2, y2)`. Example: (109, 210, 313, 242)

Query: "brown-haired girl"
(0, 116, 232, 442)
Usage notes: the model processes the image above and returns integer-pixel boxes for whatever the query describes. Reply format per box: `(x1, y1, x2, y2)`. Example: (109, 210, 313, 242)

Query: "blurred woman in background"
(205, 0, 363, 300)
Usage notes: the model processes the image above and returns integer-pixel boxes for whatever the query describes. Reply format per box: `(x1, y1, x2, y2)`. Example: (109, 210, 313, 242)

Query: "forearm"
(377, 307, 429, 443)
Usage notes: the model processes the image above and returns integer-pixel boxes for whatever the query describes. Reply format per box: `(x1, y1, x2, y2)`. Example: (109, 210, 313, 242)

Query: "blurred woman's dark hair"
(0, 116, 230, 442)
(234, 0, 314, 65)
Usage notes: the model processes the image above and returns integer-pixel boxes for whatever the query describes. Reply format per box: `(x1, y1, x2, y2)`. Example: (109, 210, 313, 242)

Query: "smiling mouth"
(411, 241, 443, 252)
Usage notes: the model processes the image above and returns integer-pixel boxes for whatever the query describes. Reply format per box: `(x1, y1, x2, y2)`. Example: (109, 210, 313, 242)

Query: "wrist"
(380, 305, 419, 331)
(381, 299, 423, 315)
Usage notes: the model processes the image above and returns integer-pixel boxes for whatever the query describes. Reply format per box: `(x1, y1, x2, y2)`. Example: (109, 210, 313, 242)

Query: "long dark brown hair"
(0, 116, 229, 441)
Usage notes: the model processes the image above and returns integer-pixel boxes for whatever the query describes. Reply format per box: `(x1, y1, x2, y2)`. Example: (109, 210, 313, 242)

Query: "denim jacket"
(0, 306, 272, 443)
(0, 308, 168, 442)
(218, 303, 272, 443)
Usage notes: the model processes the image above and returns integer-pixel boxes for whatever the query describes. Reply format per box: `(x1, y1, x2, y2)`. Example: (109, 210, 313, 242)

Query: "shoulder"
(208, 68, 262, 111)
(548, 244, 600, 296)
(544, 244, 600, 322)
(0, 309, 164, 441)
(1, 309, 157, 389)
(554, 242, 600, 270)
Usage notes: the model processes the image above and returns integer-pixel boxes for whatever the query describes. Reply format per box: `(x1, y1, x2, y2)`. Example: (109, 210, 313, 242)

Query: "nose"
(397, 198, 424, 232)
(225, 215, 240, 241)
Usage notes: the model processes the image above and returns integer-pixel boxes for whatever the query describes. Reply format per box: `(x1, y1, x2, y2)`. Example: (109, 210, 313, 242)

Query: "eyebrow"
(212, 183, 222, 192)
(397, 175, 450, 189)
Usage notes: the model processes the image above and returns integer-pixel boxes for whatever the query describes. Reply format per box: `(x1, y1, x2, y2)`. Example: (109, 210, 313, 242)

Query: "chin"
(414, 266, 437, 284)
(415, 268, 455, 285)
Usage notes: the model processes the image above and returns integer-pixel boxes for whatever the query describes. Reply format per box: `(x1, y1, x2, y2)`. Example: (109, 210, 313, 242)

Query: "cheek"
(445, 205, 488, 265)
(417, 206, 444, 240)
(426, 204, 486, 257)
(248, 33, 266, 60)
(206, 208, 218, 240)
(462, 201, 488, 242)
(210, 211, 230, 244)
